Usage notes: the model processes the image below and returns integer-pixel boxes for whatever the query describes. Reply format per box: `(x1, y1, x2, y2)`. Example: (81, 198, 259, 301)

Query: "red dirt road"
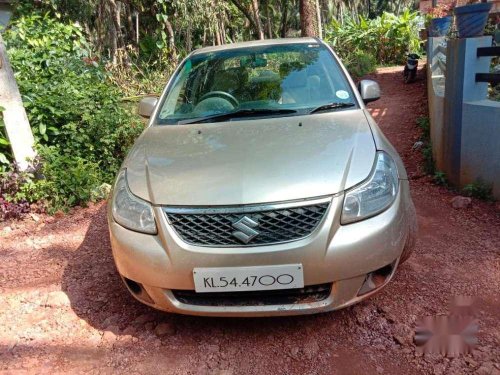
(1, 66, 499, 374)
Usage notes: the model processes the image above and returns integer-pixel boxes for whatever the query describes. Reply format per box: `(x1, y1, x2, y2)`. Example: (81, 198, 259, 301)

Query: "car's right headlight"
(341, 151, 399, 224)
(112, 170, 157, 234)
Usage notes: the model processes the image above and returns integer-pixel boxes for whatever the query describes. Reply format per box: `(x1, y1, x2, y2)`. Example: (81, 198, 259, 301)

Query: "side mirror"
(358, 80, 380, 104)
(138, 96, 158, 118)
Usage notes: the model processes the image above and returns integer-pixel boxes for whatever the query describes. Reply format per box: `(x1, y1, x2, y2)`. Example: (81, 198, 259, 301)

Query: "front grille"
(172, 283, 332, 307)
(164, 199, 330, 247)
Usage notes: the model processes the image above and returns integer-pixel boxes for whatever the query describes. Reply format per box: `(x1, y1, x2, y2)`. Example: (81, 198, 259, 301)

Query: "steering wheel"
(200, 91, 239, 108)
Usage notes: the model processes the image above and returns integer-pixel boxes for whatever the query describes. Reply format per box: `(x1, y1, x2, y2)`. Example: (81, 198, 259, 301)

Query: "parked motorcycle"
(403, 53, 420, 83)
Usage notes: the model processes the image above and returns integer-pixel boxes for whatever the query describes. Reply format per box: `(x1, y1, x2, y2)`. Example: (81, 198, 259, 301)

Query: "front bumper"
(108, 180, 416, 317)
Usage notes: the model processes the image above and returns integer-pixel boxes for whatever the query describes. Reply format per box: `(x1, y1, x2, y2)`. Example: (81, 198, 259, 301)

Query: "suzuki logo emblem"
(232, 216, 259, 244)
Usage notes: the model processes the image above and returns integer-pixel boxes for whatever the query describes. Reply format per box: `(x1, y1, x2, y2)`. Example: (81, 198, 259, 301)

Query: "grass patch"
(416, 116, 435, 175)
(462, 180, 494, 201)
(416, 116, 430, 140)
(433, 171, 447, 186)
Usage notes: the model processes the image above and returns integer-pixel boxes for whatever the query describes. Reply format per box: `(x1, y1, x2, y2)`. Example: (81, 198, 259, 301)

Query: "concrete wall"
(461, 100, 500, 198)
(427, 36, 500, 199)
(427, 37, 446, 171)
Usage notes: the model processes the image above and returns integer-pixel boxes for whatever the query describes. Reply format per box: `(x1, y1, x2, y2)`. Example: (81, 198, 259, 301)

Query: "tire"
(400, 201, 417, 264)
(410, 69, 417, 82)
(399, 230, 416, 264)
(403, 66, 410, 83)
(404, 68, 417, 84)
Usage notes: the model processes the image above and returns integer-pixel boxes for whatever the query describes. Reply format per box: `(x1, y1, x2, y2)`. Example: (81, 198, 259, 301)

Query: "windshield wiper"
(178, 108, 298, 125)
(309, 102, 355, 114)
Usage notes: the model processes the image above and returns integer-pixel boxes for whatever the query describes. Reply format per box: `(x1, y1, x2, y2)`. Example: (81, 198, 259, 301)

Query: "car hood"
(124, 110, 376, 206)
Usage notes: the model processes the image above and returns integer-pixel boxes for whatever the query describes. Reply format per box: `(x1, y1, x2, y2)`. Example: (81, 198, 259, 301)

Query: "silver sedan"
(108, 38, 417, 317)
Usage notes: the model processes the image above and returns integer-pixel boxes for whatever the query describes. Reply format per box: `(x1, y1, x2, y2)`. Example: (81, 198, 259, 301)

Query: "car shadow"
(60, 204, 353, 340)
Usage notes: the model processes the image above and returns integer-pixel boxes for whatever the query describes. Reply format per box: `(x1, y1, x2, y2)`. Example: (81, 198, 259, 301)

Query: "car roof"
(190, 37, 321, 56)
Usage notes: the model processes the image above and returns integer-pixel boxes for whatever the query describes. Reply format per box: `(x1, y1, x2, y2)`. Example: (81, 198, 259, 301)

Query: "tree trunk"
(108, 0, 128, 64)
(316, 0, 322, 39)
(229, 0, 262, 40)
(124, 3, 135, 45)
(165, 18, 177, 61)
(227, 9, 236, 43)
(96, 1, 106, 54)
(220, 17, 227, 44)
(251, 0, 265, 39)
(264, 0, 273, 38)
(214, 22, 221, 45)
(300, 0, 320, 37)
(135, 10, 139, 45)
(186, 22, 192, 52)
(108, 6, 118, 64)
(280, 0, 288, 37)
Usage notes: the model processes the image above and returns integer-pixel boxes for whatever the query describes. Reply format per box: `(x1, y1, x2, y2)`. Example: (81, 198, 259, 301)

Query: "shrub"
(433, 171, 447, 186)
(2, 11, 144, 214)
(462, 180, 493, 201)
(415, 116, 436, 175)
(416, 116, 430, 140)
(0, 164, 32, 220)
(4, 13, 144, 174)
(325, 10, 421, 66)
(422, 143, 435, 175)
(344, 51, 377, 79)
(23, 146, 102, 211)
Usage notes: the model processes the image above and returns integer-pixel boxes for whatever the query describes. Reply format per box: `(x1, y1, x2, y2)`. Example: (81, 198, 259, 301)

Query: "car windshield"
(156, 43, 357, 125)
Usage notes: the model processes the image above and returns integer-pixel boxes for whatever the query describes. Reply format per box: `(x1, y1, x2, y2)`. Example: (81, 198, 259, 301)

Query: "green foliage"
(5, 12, 144, 172)
(0, 106, 12, 170)
(4, 12, 88, 73)
(0, 165, 32, 219)
(107, 53, 174, 98)
(415, 116, 435, 175)
(416, 116, 430, 139)
(422, 143, 435, 175)
(325, 10, 421, 66)
(2, 10, 144, 214)
(5, 147, 111, 214)
(488, 53, 499, 102)
(23, 146, 102, 211)
(344, 50, 377, 79)
(433, 171, 447, 186)
(462, 180, 493, 201)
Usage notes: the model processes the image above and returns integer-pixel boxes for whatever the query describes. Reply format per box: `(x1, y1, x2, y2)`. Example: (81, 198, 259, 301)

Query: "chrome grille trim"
(163, 196, 332, 247)
(163, 196, 332, 214)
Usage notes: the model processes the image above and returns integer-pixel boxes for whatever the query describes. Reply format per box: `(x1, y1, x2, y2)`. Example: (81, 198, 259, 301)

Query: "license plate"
(193, 264, 304, 293)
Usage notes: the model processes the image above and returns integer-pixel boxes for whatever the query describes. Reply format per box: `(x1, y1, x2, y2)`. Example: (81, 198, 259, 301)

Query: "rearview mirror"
(138, 96, 158, 118)
(358, 80, 380, 104)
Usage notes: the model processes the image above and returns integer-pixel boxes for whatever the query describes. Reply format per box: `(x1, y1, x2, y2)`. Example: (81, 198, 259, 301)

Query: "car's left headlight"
(112, 170, 157, 234)
(341, 151, 399, 224)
